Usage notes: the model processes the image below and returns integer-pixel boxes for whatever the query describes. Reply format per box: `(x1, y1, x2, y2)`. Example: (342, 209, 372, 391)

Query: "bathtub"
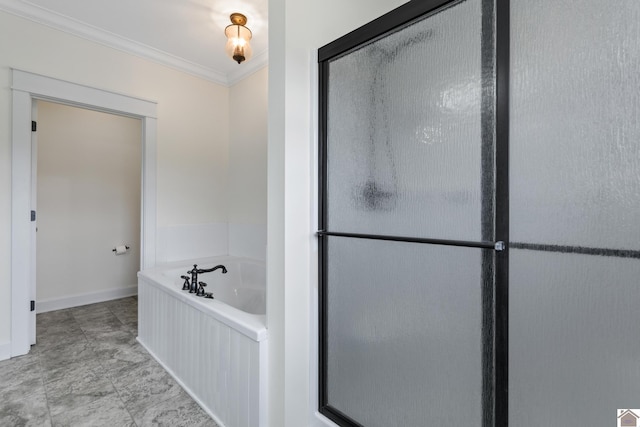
(137, 256, 267, 427)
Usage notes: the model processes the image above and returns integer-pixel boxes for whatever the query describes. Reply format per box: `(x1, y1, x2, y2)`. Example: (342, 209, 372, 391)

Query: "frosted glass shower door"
(509, 0, 640, 425)
(318, 0, 503, 426)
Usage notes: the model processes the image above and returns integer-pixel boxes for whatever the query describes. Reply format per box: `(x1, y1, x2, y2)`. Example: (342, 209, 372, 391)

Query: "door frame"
(29, 101, 37, 345)
(10, 69, 158, 357)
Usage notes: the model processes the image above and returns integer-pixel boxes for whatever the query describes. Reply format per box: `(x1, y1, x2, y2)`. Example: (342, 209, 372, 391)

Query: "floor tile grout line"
(106, 370, 140, 426)
(108, 297, 138, 424)
(99, 297, 142, 426)
(84, 297, 140, 426)
(42, 299, 130, 425)
(35, 341, 55, 426)
(39, 312, 89, 425)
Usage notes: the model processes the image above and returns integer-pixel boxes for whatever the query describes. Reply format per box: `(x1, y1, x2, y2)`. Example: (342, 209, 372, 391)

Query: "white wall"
(267, 0, 408, 426)
(155, 67, 269, 264)
(0, 10, 229, 348)
(36, 101, 141, 305)
(228, 67, 268, 261)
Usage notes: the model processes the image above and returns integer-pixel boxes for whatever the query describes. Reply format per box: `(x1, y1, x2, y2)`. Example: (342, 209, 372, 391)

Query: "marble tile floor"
(0, 297, 218, 427)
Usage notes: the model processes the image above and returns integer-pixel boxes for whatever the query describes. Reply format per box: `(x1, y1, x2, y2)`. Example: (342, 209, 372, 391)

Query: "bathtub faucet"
(187, 264, 228, 293)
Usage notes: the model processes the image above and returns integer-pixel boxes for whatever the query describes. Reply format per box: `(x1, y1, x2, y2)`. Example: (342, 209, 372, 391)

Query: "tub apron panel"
(138, 263, 267, 427)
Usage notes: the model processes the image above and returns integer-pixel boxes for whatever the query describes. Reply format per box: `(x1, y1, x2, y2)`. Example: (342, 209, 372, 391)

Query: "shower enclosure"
(318, 0, 640, 426)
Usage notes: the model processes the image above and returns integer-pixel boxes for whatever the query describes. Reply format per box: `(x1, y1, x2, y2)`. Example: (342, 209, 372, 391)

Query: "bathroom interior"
(1, 0, 640, 426)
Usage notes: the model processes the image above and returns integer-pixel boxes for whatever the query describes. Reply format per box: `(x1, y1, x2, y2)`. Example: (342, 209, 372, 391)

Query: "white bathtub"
(137, 256, 268, 427)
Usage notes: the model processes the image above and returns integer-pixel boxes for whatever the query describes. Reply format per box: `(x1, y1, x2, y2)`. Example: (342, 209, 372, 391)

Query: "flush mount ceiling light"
(225, 13, 252, 64)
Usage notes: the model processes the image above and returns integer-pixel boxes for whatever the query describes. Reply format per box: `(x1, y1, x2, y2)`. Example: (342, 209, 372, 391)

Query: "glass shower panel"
(325, 237, 487, 426)
(509, 249, 640, 426)
(510, 0, 640, 250)
(326, 0, 488, 241)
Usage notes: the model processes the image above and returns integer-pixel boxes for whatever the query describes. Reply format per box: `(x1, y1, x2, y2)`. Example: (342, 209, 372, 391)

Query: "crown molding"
(0, 0, 267, 86)
(226, 50, 269, 86)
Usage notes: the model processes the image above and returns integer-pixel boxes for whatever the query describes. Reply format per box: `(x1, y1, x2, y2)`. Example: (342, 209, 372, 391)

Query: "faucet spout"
(197, 264, 227, 274)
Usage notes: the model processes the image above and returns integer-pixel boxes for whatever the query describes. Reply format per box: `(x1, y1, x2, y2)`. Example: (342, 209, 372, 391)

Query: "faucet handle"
(180, 275, 190, 291)
(196, 281, 207, 297)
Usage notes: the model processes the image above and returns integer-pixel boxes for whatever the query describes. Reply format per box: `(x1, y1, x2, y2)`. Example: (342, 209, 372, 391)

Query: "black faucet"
(186, 264, 227, 294)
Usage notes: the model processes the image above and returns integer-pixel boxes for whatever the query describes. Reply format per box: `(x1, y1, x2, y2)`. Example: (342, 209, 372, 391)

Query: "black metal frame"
(510, 242, 640, 259)
(494, 0, 510, 424)
(318, 0, 463, 62)
(318, 0, 510, 426)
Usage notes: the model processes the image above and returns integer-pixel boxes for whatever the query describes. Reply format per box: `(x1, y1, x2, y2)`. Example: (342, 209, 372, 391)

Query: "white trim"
(11, 69, 158, 357)
(12, 69, 158, 118)
(11, 88, 32, 358)
(313, 413, 340, 427)
(29, 101, 37, 345)
(0, 342, 11, 361)
(141, 117, 158, 270)
(0, 0, 268, 86)
(36, 286, 138, 314)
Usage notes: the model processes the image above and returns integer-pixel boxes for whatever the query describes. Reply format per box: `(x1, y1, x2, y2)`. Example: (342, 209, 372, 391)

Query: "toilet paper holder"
(112, 245, 130, 253)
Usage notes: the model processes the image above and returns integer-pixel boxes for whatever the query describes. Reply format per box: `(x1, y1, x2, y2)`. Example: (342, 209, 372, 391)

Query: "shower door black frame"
(317, 0, 510, 426)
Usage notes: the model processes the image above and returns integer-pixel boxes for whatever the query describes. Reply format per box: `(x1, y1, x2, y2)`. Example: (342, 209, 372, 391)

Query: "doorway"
(35, 101, 142, 317)
(11, 69, 158, 357)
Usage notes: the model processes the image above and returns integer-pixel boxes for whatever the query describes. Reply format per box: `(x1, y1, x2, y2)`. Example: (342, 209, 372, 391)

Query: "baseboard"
(36, 285, 138, 313)
(0, 341, 11, 361)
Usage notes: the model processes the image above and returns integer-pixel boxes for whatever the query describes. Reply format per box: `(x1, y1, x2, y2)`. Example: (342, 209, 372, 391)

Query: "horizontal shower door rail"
(510, 242, 640, 259)
(317, 230, 505, 251)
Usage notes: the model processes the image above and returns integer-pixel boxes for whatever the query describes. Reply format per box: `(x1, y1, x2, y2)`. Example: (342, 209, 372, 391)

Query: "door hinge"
(31, 121, 37, 132)
(30, 300, 35, 312)
(31, 210, 36, 221)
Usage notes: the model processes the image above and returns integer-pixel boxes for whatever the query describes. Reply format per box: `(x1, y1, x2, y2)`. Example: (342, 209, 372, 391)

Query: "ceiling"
(0, 0, 269, 86)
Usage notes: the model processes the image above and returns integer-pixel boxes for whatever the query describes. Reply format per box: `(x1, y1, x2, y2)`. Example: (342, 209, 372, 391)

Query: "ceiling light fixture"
(225, 13, 252, 64)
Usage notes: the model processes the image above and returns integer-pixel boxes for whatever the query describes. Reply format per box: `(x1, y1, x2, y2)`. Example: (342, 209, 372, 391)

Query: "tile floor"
(0, 297, 218, 427)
